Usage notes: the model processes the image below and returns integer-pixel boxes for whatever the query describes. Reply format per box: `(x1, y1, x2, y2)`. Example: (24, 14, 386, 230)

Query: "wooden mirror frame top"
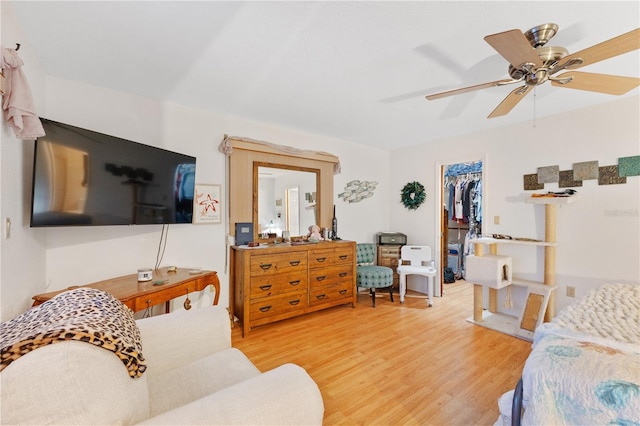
(225, 137, 339, 241)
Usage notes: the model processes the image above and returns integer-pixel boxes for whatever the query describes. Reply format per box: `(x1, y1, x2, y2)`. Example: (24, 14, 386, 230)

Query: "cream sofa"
(1, 305, 324, 425)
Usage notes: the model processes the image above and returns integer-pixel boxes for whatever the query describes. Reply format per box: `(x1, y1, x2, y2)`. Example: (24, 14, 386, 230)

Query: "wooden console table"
(32, 267, 220, 313)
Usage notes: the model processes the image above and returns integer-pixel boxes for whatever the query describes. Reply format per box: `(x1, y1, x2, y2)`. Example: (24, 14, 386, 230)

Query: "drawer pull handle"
(316, 276, 326, 281)
(316, 294, 327, 300)
(315, 257, 326, 262)
(289, 280, 301, 286)
(339, 255, 348, 260)
(339, 272, 347, 277)
(259, 285, 272, 291)
(259, 305, 272, 312)
(289, 260, 301, 266)
(289, 299, 300, 306)
(339, 290, 347, 295)
(259, 263, 272, 270)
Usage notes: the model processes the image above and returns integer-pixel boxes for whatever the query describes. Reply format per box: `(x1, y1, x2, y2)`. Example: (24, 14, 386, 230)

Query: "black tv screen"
(30, 118, 196, 227)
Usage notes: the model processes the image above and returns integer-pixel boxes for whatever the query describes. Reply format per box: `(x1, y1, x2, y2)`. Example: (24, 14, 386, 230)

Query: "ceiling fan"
(426, 24, 640, 118)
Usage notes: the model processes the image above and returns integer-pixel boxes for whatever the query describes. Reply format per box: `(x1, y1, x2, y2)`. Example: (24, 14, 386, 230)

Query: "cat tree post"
(473, 242, 485, 322)
(544, 203, 557, 322)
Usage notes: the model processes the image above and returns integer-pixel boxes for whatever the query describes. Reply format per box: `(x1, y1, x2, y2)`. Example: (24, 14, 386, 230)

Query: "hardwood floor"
(232, 281, 532, 425)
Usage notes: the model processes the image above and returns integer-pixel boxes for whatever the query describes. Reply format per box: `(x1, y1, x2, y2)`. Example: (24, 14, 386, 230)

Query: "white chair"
(397, 245, 437, 307)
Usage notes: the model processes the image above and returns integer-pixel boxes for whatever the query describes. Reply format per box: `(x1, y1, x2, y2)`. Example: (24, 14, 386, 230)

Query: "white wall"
(1, 3, 48, 321)
(391, 95, 640, 312)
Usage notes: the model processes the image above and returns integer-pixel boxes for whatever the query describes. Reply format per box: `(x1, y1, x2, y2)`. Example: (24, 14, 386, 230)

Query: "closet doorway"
(440, 160, 483, 295)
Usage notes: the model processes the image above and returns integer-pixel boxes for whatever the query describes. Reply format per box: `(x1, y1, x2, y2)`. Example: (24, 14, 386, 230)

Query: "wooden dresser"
(231, 240, 356, 336)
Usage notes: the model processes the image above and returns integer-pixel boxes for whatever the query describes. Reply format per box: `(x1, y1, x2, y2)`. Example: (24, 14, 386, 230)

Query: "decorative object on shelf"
(531, 189, 577, 198)
(338, 180, 377, 203)
(235, 222, 253, 246)
(307, 225, 323, 242)
(193, 184, 221, 224)
(331, 205, 340, 240)
(400, 181, 426, 210)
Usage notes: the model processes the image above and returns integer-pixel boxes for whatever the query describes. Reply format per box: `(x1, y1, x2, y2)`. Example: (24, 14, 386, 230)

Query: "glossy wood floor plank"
(232, 281, 531, 425)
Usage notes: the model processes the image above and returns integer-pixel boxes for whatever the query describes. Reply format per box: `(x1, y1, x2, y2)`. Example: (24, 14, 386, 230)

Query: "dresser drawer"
(378, 246, 401, 258)
(379, 256, 399, 269)
(250, 252, 308, 276)
(309, 265, 353, 288)
(309, 282, 353, 306)
(308, 247, 353, 268)
(250, 291, 308, 321)
(250, 271, 308, 298)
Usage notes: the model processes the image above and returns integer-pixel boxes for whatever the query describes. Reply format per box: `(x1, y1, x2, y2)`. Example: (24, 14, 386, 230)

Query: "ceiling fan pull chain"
(533, 86, 537, 128)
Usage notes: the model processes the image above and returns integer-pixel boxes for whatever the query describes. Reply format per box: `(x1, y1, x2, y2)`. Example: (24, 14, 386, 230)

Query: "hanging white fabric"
(1, 47, 45, 140)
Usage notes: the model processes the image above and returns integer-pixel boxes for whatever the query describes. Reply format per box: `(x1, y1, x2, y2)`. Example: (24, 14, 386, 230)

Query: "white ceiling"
(8, 1, 640, 150)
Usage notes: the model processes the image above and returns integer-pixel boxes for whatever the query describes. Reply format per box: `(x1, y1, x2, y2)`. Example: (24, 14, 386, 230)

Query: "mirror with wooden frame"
(225, 137, 339, 242)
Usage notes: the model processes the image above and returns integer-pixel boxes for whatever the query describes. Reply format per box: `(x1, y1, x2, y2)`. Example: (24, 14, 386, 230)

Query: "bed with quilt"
(495, 283, 640, 426)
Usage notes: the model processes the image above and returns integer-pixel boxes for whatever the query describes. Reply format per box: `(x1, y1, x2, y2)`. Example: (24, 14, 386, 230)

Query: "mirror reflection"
(257, 166, 318, 237)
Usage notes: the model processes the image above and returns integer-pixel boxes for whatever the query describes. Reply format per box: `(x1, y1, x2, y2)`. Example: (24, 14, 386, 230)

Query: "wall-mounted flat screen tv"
(30, 118, 196, 227)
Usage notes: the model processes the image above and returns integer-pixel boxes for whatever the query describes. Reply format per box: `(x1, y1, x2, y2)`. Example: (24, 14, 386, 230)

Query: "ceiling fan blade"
(426, 79, 518, 100)
(484, 29, 543, 69)
(556, 28, 640, 70)
(551, 71, 640, 95)
(487, 85, 533, 118)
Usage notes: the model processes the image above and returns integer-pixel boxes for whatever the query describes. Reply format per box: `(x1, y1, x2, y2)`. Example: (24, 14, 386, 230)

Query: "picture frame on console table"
(193, 184, 222, 224)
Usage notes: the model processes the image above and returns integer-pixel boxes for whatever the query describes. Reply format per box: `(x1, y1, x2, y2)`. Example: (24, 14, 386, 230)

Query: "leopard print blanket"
(1, 287, 146, 378)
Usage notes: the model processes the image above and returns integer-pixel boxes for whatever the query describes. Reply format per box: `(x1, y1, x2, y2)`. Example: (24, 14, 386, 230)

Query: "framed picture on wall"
(193, 184, 221, 224)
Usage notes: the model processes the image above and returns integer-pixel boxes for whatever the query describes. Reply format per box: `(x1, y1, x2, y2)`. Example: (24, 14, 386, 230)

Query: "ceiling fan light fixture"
(524, 23, 559, 48)
(526, 69, 549, 85)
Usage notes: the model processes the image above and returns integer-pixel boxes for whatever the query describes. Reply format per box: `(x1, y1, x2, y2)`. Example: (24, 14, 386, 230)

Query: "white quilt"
(508, 284, 640, 426)
(522, 332, 639, 425)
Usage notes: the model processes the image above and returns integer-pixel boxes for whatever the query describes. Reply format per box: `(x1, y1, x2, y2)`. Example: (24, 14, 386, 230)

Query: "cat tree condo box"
(465, 254, 512, 289)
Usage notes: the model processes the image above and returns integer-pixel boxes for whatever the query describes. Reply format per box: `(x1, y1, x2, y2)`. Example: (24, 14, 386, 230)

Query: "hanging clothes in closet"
(444, 162, 483, 227)
(444, 162, 483, 274)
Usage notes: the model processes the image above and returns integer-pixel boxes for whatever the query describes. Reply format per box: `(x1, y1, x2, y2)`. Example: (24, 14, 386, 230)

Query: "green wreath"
(401, 181, 426, 210)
